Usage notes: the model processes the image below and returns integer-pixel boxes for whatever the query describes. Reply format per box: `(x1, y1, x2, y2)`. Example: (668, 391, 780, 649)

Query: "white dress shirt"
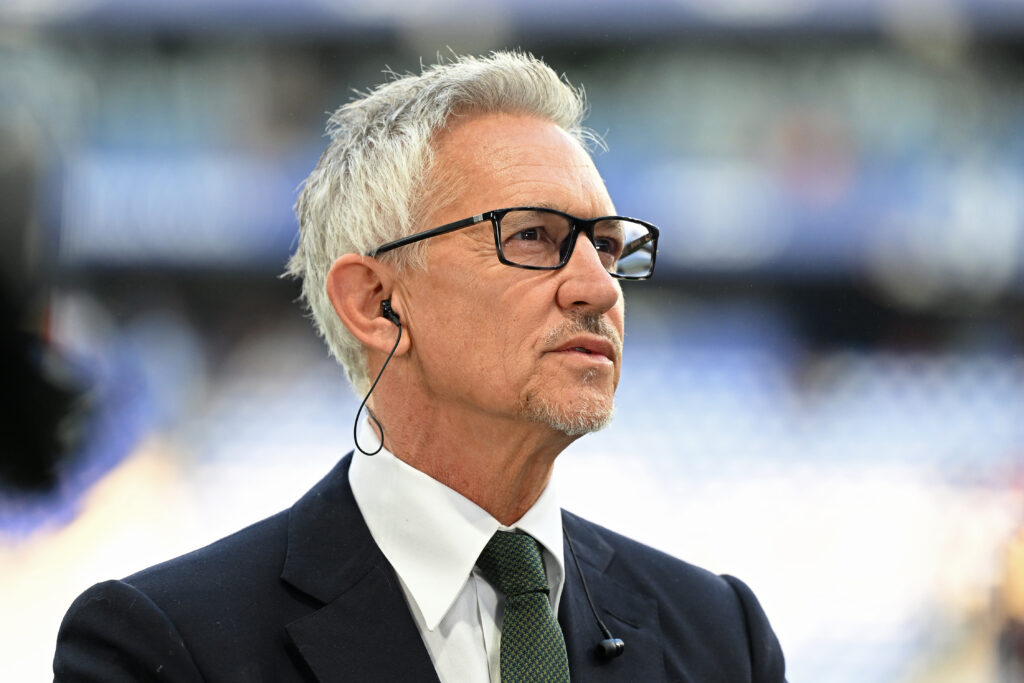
(349, 438, 565, 683)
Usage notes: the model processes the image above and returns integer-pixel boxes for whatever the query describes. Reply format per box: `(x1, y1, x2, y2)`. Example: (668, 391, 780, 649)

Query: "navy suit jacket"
(54, 454, 785, 682)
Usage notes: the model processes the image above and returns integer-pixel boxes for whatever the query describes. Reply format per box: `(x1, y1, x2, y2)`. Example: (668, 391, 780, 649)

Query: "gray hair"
(287, 51, 595, 393)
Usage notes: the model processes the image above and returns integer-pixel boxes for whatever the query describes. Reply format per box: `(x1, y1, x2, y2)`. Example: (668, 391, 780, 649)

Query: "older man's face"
(398, 112, 625, 437)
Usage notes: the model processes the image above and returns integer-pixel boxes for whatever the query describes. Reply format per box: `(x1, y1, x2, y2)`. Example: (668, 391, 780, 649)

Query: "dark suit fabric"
(54, 454, 786, 682)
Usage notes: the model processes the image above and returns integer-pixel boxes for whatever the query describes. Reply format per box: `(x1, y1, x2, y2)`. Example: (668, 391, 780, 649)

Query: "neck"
(371, 394, 576, 526)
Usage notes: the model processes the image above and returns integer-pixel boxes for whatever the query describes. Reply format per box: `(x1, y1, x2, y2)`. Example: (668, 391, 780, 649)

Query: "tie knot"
(476, 531, 549, 597)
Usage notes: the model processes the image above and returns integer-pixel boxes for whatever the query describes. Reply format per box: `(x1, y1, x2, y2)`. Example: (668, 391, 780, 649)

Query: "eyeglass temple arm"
(368, 214, 488, 257)
(621, 231, 655, 257)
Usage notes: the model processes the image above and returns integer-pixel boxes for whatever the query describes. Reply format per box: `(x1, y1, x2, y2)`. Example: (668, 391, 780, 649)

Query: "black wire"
(563, 526, 615, 641)
(353, 320, 402, 456)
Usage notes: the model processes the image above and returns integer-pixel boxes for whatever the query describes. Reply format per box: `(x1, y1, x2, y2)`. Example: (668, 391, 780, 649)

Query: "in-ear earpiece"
(381, 299, 401, 327)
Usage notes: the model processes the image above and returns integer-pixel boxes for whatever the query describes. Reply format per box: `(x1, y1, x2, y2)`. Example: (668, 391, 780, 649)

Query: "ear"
(325, 254, 410, 356)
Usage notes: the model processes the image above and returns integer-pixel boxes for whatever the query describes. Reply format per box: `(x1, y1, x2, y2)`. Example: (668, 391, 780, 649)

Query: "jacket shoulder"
(125, 509, 290, 598)
(562, 509, 786, 682)
(562, 508, 731, 595)
(54, 510, 297, 681)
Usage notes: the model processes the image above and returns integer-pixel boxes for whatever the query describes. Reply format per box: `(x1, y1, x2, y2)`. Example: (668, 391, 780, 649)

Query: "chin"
(519, 390, 616, 437)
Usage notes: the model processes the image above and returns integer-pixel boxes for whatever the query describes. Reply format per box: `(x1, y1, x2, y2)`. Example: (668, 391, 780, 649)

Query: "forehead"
(427, 111, 614, 222)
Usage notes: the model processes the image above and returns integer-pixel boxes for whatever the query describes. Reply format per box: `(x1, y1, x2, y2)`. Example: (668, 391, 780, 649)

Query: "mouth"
(552, 336, 619, 364)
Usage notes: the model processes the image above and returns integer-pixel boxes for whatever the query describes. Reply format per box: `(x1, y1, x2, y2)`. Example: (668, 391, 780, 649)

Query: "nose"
(554, 233, 622, 314)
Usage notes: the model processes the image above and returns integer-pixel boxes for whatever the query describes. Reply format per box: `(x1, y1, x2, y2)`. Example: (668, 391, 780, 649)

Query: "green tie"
(476, 531, 571, 683)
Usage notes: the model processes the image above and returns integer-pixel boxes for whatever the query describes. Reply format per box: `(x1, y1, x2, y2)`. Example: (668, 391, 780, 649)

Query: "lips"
(552, 335, 618, 363)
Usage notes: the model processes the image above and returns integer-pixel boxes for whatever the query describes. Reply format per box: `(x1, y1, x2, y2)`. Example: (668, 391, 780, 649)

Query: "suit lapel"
(277, 456, 666, 683)
(559, 511, 666, 683)
(281, 454, 440, 683)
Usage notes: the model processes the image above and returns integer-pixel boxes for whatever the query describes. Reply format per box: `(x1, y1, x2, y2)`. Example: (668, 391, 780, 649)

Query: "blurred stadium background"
(2, 1, 1024, 680)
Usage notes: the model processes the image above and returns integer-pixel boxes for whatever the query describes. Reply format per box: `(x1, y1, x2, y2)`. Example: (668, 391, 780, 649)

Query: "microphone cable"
(563, 526, 626, 660)
(353, 300, 402, 456)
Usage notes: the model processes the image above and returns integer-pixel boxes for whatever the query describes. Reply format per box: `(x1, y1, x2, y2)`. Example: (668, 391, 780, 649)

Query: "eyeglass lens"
(497, 209, 655, 277)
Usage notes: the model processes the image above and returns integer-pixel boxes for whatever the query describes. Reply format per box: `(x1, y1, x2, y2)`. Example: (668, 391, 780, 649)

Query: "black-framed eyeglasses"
(368, 206, 660, 280)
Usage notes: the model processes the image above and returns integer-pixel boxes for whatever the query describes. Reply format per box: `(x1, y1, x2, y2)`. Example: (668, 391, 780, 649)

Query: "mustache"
(543, 312, 623, 357)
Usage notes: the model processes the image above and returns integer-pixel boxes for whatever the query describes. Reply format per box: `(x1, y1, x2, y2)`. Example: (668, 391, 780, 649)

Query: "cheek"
(612, 298, 625, 329)
(437, 295, 510, 377)
(487, 302, 543, 381)
(607, 298, 626, 344)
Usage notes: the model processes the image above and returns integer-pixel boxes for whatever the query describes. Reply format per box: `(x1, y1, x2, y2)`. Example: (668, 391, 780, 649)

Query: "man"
(54, 52, 786, 682)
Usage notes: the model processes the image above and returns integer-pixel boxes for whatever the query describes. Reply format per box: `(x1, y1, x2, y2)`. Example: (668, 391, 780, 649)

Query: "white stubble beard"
(520, 366, 616, 437)
(518, 312, 622, 437)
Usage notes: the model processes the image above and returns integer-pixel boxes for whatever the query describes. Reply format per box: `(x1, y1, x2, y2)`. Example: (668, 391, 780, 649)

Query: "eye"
(509, 227, 542, 241)
(505, 225, 556, 245)
(593, 236, 623, 256)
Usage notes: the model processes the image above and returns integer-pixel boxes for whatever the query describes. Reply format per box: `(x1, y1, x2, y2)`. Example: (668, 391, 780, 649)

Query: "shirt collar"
(348, 430, 565, 631)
